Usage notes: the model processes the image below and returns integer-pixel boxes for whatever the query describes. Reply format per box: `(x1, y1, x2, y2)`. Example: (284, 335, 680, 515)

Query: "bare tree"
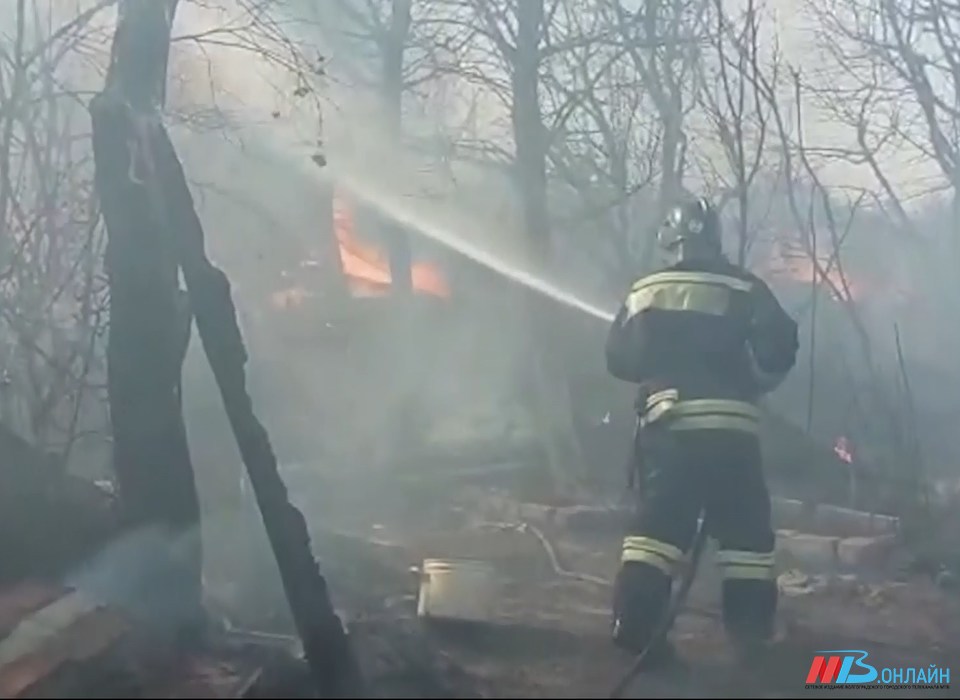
(431, 0, 556, 262)
(785, 0, 960, 553)
(800, 0, 960, 435)
(0, 0, 334, 467)
(544, 0, 662, 290)
(92, 0, 362, 692)
(0, 0, 111, 463)
(694, 0, 774, 266)
(311, 0, 416, 286)
(408, 0, 614, 490)
(470, 0, 579, 491)
(607, 0, 705, 268)
(807, 0, 959, 234)
(753, 60, 923, 508)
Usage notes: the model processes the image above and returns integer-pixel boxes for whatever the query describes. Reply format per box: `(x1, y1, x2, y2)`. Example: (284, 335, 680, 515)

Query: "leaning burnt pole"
(91, 1, 362, 695)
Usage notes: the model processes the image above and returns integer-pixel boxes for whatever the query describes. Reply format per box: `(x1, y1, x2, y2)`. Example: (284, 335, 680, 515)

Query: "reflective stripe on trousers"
(621, 536, 683, 576)
(715, 549, 777, 580)
(643, 393, 761, 435)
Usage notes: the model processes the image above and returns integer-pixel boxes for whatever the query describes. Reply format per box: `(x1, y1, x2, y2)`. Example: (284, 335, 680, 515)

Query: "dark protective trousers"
(613, 424, 777, 652)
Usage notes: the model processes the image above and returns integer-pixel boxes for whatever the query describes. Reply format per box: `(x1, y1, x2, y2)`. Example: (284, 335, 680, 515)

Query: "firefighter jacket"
(605, 257, 798, 434)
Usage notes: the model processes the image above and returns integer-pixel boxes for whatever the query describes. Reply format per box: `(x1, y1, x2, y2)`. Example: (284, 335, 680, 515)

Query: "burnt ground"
(206, 472, 960, 699)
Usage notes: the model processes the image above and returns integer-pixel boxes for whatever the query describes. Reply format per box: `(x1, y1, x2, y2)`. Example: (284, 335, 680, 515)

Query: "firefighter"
(606, 196, 798, 667)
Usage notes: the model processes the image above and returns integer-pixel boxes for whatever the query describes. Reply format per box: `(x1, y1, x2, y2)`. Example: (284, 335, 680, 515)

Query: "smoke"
(161, 3, 623, 519)
(64, 524, 205, 629)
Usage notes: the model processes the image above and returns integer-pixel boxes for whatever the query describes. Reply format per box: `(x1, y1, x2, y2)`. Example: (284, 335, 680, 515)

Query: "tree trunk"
(512, 1, 550, 265)
(315, 177, 350, 304)
(94, 2, 362, 694)
(92, 0, 202, 631)
(381, 0, 413, 292)
(152, 125, 362, 695)
(511, 0, 586, 494)
(378, 0, 429, 461)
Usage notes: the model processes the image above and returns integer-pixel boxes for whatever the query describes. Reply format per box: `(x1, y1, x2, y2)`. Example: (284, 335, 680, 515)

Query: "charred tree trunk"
(154, 128, 362, 696)
(93, 1, 362, 695)
(92, 0, 202, 630)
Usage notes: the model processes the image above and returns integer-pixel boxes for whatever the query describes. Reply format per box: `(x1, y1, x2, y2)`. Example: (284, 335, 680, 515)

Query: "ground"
(210, 470, 960, 699)
(3, 456, 957, 697)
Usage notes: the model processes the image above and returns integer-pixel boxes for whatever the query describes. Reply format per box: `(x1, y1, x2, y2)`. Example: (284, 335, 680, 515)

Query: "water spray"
(329, 165, 617, 324)
(244, 125, 616, 324)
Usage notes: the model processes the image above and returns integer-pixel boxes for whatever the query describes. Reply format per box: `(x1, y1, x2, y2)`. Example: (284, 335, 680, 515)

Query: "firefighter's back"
(607, 197, 798, 665)
(624, 256, 760, 404)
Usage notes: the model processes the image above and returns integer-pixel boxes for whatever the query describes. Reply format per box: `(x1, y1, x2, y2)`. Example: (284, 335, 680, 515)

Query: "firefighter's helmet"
(657, 197, 722, 260)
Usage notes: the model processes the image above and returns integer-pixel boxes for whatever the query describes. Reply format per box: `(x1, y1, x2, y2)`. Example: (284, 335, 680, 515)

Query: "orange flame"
(333, 189, 450, 298)
(833, 436, 854, 464)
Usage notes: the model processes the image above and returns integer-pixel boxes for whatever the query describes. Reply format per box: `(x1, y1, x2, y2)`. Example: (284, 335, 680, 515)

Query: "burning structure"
(332, 188, 450, 300)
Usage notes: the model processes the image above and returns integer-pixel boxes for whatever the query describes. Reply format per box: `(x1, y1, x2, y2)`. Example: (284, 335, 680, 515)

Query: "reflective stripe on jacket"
(624, 271, 753, 320)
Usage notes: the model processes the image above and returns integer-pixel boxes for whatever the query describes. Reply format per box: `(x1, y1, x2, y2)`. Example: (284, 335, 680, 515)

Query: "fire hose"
(608, 509, 709, 699)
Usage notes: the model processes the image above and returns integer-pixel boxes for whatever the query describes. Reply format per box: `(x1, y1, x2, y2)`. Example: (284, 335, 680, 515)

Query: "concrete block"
(837, 535, 897, 569)
(772, 498, 815, 531)
(870, 514, 900, 534)
(777, 530, 839, 570)
(516, 503, 556, 526)
(553, 506, 626, 534)
(815, 504, 900, 537)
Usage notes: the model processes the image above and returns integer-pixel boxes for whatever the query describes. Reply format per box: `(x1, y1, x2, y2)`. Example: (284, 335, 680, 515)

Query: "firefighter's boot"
(612, 562, 679, 669)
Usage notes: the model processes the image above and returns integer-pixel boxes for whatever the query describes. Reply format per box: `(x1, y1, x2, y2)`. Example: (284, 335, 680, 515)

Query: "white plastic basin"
(416, 558, 497, 623)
